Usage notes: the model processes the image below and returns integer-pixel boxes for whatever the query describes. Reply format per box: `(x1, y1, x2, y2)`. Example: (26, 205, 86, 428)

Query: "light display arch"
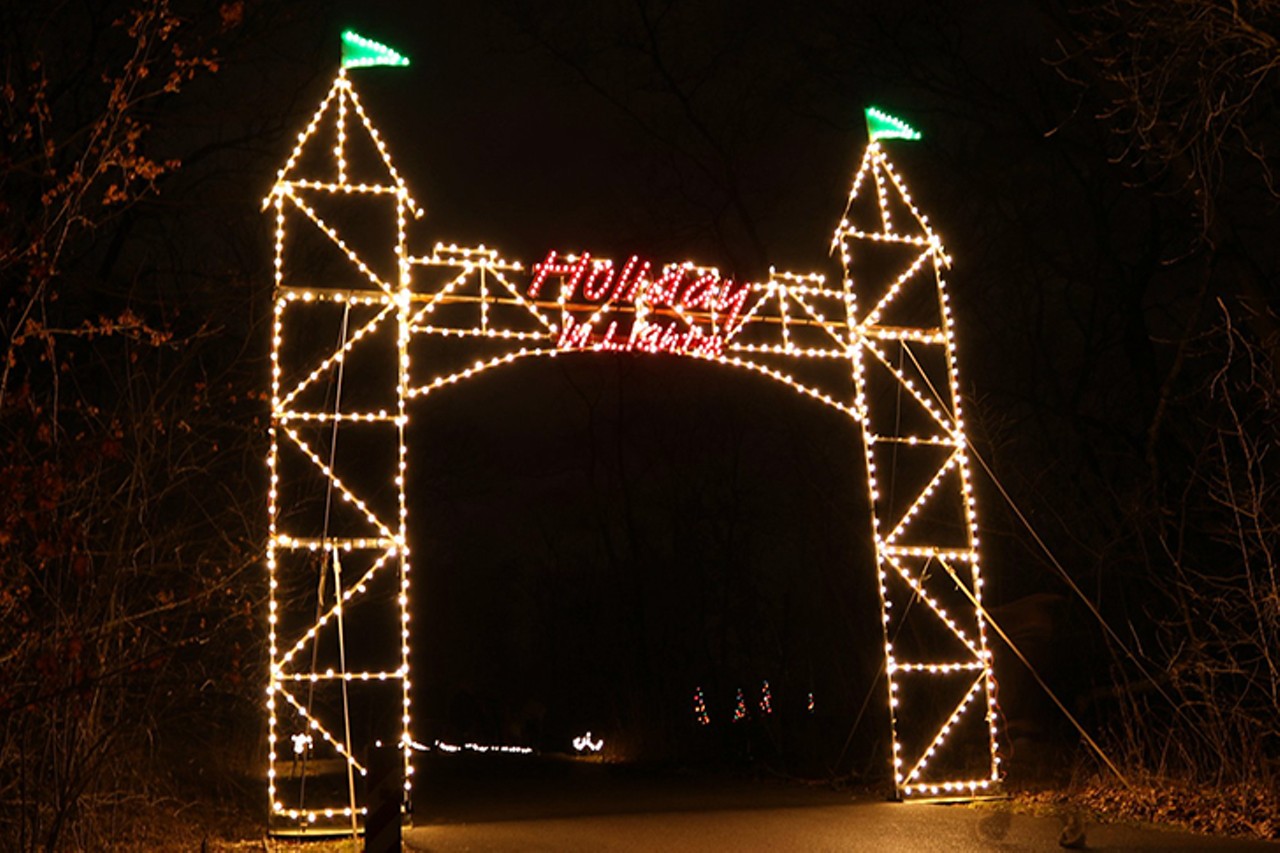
(264, 43, 1001, 832)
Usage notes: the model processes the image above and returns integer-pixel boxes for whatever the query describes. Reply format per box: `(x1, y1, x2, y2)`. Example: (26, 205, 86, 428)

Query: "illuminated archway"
(264, 42, 1000, 832)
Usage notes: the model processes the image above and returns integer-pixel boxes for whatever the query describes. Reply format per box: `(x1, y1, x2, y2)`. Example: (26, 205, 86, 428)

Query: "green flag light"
(341, 30, 410, 69)
(865, 107, 921, 142)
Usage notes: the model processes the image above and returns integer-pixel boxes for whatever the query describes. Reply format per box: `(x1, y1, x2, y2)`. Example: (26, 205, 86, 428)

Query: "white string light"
(836, 141, 1001, 798)
(266, 68, 1001, 826)
(432, 740, 534, 755)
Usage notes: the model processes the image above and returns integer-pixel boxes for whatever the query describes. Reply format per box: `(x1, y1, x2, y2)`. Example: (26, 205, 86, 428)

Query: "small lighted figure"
(733, 688, 748, 723)
(291, 732, 313, 755)
(807, 692, 816, 714)
(573, 732, 604, 753)
(693, 686, 711, 726)
(760, 680, 773, 715)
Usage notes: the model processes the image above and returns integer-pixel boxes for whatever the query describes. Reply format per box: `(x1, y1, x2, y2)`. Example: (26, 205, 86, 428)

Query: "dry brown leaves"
(1024, 776, 1279, 841)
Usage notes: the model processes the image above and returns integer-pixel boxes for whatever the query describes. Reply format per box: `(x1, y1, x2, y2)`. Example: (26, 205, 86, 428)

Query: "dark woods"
(0, 1, 318, 848)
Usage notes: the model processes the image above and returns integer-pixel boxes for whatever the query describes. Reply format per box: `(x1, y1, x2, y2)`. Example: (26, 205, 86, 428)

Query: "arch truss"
(264, 67, 1001, 831)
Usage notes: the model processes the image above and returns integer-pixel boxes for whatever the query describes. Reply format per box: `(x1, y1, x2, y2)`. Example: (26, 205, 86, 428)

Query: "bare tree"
(0, 1, 316, 847)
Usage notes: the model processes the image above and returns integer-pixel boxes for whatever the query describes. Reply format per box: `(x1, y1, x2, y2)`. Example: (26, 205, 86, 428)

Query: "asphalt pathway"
(402, 756, 1277, 852)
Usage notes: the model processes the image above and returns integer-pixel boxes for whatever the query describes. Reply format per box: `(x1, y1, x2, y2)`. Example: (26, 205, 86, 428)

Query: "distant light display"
(693, 686, 711, 726)
(573, 732, 604, 753)
(760, 680, 773, 715)
(433, 741, 533, 755)
(263, 36, 1000, 830)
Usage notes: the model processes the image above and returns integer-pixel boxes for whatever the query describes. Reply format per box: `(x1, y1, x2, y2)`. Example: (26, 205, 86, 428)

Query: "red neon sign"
(527, 251, 751, 357)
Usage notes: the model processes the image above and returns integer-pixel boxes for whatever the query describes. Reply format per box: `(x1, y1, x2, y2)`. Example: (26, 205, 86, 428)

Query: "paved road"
(403, 756, 1276, 852)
